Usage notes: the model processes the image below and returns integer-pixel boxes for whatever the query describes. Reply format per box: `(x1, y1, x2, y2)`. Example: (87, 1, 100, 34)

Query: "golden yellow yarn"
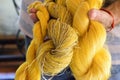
(68, 0, 111, 80)
(15, 1, 78, 80)
(66, 0, 83, 15)
(46, 2, 72, 25)
(15, 0, 111, 80)
(15, 1, 49, 80)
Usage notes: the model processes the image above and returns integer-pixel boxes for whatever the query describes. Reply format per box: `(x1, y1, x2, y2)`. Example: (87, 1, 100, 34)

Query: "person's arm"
(105, 0, 120, 25)
(89, 0, 120, 29)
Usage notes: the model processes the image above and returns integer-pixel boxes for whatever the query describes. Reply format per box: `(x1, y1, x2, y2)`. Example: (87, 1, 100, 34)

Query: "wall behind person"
(0, 0, 21, 36)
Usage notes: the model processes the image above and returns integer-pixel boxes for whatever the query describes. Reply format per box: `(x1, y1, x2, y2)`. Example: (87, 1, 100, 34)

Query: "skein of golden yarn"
(15, 0, 111, 80)
(15, 1, 78, 80)
(15, 1, 49, 80)
(66, 0, 111, 80)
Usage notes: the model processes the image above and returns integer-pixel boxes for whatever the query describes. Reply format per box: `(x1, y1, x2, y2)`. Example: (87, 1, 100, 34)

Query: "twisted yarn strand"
(15, 1, 49, 80)
(67, 0, 111, 80)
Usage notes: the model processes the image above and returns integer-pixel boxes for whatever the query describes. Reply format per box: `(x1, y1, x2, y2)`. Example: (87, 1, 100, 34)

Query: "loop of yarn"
(15, 0, 111, 80)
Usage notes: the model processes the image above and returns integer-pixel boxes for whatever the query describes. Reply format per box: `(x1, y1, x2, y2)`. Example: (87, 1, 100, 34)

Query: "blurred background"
(0, 0, 25, 80)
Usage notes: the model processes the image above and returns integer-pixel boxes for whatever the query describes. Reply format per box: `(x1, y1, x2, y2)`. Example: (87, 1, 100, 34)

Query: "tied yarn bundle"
(15, 0, 111, 80)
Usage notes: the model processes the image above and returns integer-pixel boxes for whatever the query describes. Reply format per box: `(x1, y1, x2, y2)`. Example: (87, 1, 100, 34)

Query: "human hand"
(88, 9, 113, 30)
(29, 8, 39, 23)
